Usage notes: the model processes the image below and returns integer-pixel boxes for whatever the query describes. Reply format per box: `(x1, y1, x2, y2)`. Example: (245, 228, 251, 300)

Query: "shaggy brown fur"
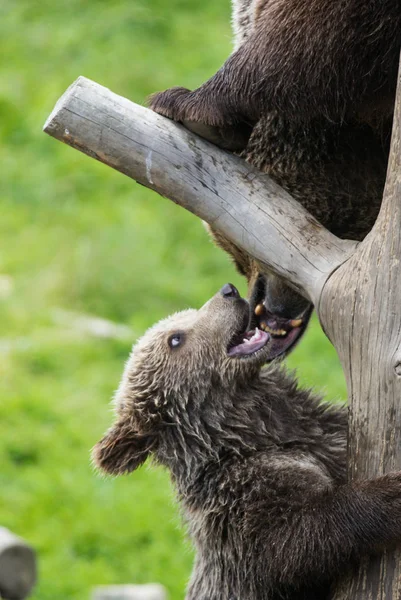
(149, 0, 400, 359)
(94, 285, 401, 600)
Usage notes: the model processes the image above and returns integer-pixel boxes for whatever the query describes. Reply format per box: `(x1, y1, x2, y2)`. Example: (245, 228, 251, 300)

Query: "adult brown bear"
(150, 0, 401, 359)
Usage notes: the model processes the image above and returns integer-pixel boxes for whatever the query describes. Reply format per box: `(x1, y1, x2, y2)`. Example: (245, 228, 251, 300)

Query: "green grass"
(0, 1, 346, 598)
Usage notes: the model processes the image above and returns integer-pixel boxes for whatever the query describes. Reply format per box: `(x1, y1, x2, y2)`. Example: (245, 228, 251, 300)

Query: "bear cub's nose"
(221, 283, 240, 298)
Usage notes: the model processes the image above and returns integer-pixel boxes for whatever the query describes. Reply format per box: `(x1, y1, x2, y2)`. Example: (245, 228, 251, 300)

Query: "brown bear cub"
(150, 0, 401, 360)
(94, 284, 401, 600)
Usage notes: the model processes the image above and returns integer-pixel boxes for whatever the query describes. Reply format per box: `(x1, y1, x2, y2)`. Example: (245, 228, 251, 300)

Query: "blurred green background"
(0, 0, 346, 598)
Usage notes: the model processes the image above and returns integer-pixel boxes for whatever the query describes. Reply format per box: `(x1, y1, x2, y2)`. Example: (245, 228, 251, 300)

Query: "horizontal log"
(0, 528, 36, 600)
(43, 76, 357, 306)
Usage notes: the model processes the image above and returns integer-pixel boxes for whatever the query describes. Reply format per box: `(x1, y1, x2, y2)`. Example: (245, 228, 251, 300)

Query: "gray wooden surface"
(322, 63, 401, 599)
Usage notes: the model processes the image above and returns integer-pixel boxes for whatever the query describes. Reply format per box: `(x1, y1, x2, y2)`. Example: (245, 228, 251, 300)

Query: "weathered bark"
(0, 528, 37, 600)
(320, 66, 401, 598)
(43, 65, 401, 598)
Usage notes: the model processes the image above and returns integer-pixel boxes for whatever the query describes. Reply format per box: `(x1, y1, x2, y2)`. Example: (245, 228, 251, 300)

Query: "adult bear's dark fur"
(150, 0, 401, 360)
(94, 284, 401, 600)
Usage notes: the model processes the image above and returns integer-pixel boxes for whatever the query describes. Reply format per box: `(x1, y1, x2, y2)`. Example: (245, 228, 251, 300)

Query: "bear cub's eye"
(168, 333, 185, 349)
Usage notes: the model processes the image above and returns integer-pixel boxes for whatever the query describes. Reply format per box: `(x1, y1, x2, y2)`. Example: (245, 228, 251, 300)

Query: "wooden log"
(92, 584, 167, 600)
(43, 76, 357, 307)
(0, 528, 36, 600)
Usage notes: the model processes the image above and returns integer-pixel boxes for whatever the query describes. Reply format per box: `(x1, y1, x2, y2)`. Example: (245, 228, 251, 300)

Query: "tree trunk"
(320, 67, 401, 598)
(43, 60, 401, 597)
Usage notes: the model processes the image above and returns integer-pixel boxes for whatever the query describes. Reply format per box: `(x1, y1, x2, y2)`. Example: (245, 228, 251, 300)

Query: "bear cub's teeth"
(243, 327, 263, 344)
(228, 327, 270, 357)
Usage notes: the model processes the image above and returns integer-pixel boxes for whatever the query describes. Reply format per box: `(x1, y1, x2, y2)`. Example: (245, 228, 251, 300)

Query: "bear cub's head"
(93, 283, 272, 476)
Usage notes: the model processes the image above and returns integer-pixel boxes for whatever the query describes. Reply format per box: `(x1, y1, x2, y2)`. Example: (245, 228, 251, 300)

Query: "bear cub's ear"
(92, 419, 152, 475)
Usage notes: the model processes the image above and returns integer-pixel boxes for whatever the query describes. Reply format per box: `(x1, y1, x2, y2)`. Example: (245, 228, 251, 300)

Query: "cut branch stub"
(0, 528, 37, 600)
(43, 76, 357, 307)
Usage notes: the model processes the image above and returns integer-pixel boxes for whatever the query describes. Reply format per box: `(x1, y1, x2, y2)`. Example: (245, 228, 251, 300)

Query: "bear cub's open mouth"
(227, 326, 270, 358)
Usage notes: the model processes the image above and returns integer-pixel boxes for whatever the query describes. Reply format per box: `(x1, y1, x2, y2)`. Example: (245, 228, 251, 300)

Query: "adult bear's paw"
(149, 86, 193, 121)
(149, 86, 252, 151)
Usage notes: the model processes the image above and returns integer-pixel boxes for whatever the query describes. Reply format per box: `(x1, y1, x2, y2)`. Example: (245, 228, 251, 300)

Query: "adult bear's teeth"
(289, 318, 303, 328)
(255, 303, 265, 316)
(264, 325, 287, 336)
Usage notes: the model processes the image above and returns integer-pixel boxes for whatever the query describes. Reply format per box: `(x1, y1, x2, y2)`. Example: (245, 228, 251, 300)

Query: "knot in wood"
(394, 362, 401, 377)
